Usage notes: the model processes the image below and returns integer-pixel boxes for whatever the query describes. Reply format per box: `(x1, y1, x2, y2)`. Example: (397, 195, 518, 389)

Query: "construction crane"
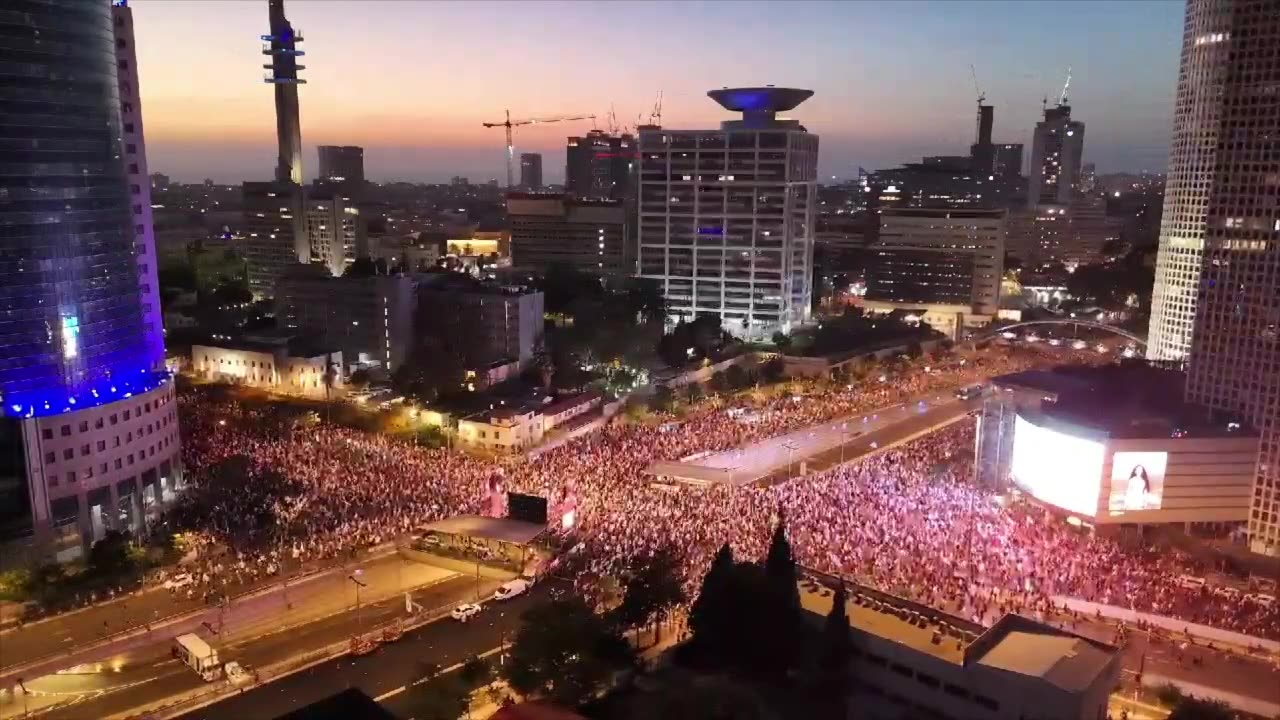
(648, 90, 663, 127)
(969, 64, 985, 105)
(482, 110, 595, 188)
(1058, 66, 1072, 106)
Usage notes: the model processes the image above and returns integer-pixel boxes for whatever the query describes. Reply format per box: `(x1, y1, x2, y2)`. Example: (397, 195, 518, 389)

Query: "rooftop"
(992, 365, 1252, 439)
(421, 514, 546, 545)
(800, 571, 1119, 686)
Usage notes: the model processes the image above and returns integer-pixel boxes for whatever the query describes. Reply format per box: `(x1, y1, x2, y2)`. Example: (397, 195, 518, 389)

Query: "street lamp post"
(348, 570, 367, 632)
(840, 423, 849, 464)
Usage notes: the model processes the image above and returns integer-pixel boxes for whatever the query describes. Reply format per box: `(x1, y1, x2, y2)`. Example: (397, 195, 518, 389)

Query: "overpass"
(974, 319, 1147, 347)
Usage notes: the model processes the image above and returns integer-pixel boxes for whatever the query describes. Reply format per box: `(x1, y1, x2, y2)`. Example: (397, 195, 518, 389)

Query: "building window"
(81, 444, 90, 456)
(45, 451, 56, 465)
(60, 424, 71, 436)
(42, 428, 52, 440)
(97, 440, 106, 452)
(79, 421, 89, 432)
(95, 418, 104, 429)
(63, 449, 74, 460)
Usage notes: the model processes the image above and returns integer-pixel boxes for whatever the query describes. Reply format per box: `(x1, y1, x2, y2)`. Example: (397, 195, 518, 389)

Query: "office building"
(1027, 104, 1084, 208)
(637, 87, 818, 340)
(244, 0, 307, 299)
(151, 173, 171, 191)
(508, 193, 631, 275)
(317, 145, 364, 186)
(1173, 1, 1280, 555)
(991, 144, 1024, 178)
(242, 180, 304, 298)
(0, 0, 182, 562)
(802, 576, 1119, 720)
(519, 153, 543, 191)
(862, 208, 1005, 339)
(1007, 195, 1118, 270)
(566, 130, 637, 200)
(1148, 0, 1266, 363)
(416, 275, 545, 367)
(274, 265, 416, 373)
(113, 2, 165, 368)
(304, 194, 366, 277)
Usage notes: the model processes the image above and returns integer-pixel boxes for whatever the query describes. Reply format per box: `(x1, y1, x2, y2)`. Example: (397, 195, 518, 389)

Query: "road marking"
(373, 645, 503, 702)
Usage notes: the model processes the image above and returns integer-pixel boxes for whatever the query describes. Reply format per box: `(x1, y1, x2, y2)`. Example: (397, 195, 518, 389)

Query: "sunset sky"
(129, 0, 1184, 184)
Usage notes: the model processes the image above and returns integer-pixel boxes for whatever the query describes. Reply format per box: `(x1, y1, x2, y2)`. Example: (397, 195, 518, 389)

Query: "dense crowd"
(170, 345, 1280, 641)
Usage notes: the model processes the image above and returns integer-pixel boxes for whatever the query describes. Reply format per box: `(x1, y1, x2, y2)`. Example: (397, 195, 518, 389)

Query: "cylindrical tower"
(1146, 0, 1236, 362)
(0, 0, 156, 417)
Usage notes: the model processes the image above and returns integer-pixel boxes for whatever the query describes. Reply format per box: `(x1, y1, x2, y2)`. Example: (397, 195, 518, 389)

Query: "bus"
(173, 633, 221, 681)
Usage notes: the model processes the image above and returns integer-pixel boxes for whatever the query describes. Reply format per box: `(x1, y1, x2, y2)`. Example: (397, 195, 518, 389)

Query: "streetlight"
(840, 422, 849, 464)
(348, 570, 368, 632)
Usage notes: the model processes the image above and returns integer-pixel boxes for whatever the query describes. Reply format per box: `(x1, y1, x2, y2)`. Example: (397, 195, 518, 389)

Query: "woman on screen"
(1124, 464, 1150, 510)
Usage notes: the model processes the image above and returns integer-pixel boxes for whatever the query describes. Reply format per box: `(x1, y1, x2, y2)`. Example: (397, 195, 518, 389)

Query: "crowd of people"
(170, 343, 1280, 641)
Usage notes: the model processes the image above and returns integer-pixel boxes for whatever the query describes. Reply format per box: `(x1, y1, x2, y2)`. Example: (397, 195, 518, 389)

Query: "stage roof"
(422, 515, 546, 545)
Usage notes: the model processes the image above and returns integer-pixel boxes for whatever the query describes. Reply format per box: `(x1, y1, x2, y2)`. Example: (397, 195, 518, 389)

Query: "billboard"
(1010, 415, 1105, 517)
(507, 492, 548, 525)
(1107, 451, 1167, 515)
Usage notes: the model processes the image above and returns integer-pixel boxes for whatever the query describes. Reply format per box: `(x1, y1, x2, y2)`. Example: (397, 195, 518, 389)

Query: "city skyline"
(129, 0, 1182, 183)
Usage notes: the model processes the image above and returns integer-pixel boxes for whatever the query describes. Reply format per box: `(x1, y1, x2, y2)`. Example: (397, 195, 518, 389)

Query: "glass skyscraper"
(0, 0, 181, 561)
(1, 0, 164, 418)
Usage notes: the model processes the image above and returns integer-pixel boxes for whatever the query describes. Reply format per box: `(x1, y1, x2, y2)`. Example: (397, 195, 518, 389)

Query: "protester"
(168, 344, 1280, 641)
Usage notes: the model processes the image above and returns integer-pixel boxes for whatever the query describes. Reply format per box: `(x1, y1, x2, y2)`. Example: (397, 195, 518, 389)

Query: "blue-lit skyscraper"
(0, 0, 182, 560)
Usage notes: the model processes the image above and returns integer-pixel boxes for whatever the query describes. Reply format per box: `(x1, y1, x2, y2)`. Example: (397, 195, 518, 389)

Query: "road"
(177, 584, 552, 720)
(0, 554, 493, 719)
(695, 390, 979, 485)
(0, 571, 510, 720)
(0, 546, 417, 682)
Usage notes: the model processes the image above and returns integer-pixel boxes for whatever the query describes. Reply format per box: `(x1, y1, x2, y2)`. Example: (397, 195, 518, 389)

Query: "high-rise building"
(1027, 104, 1085, 208)
(507, 193, 631, 275)
(862, 208, 1005, 340)
(245, 0, 307, 298)
(304, 194, 366, 277)
(519, 153, 543, 190)
(113, 2, 164, 368)
(243, 180, 303, 299)
(1169, 1, 1280, 555)
(1006, 195, 1119, 270)
(0, 0, 182, 561)
(566, 130, 637, 200)
(150, 173, 171, 191)
(415, 276, 546, 367)
(317, 145, 364, 186)
(1148, 2, 1246, 363)
(992, 144, 1024, 178)
(275, 265, 416, 373)
(637, 87, 819, 340)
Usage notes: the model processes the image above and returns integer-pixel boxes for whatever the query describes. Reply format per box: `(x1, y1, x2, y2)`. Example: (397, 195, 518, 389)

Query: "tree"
(762, 519, 803, 673)
(88, 530, 135, 578)
(405, 675, 471, 720)
(771, 331, 792, 351)
(393, 340, 468, 403)
(817, 583, 854, 717)
(760, 357, 786, 384)
(688, 544, 738, 662)
(460, 655, 492, 686)
(649, 385, 676, 413)
(1167, 697, 1233, 720)
(723, 364, 750, 391)
(622, 674, 775, 720)
(502, 598, 634, 707)
(612, 546, 687, 644)
(348, 368, 371, 390)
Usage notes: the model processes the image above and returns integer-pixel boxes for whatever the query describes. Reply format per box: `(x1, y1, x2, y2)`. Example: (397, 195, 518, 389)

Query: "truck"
(173, 633, 222, 681)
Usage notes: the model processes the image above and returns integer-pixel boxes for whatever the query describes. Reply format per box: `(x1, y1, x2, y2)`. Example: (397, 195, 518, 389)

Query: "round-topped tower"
(707, 87, 814, 128)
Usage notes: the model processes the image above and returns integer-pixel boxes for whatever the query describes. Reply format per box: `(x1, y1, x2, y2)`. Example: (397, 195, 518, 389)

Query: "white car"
(163, 573, 194, 590)
(1071, 339, 1088, 350)
(1047, 338, 1062, 347)
(450, 603, 483, 622)
(224, 661, 251, 686)
(493, 579, 532, 601)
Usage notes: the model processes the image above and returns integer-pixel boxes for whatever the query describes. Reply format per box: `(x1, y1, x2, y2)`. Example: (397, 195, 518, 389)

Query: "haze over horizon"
(132, 0, 1183, 184)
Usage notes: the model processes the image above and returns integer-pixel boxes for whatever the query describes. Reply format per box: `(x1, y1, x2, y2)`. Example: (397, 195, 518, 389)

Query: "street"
(178, 583, 552, 720)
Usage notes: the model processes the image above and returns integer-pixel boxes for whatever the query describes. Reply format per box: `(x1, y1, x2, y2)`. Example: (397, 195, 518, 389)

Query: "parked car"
(493, 579, 531, 601)
(163, 573, 194, 590)
(450, 603, 483, 622)
(224, 661, 251, 686)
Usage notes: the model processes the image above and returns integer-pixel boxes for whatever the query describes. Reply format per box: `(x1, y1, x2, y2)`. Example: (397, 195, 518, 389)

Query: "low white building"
(541, 392, 603, 432)
(457, 407, 544, 454)
(803, 576, 1120, 720)
(191, 339, 341, 398)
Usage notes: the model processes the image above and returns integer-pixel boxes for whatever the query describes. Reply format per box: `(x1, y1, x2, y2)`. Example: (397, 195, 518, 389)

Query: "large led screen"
(1107, 451, 1167, 515)
(1010, 415, 1105, 517)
